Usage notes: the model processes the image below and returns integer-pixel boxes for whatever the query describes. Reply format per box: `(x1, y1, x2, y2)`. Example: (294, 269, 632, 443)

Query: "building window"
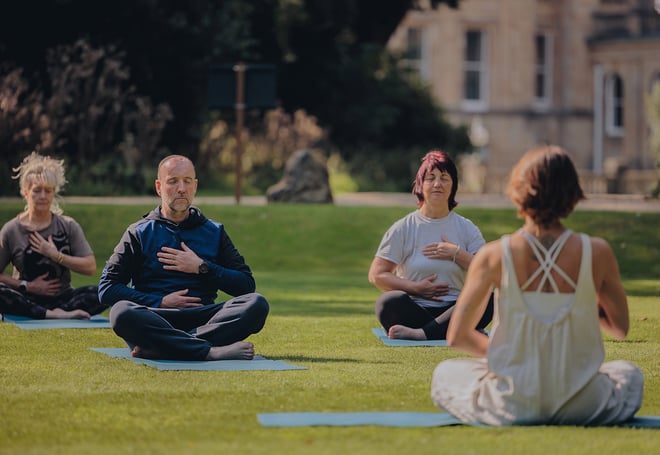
(404, 27, 422, 61)
(651, 72, 660, 91)
(533, 32, 552, 108)
(605, 73, 624, 137)
(402, 27, 430, 82)
(463, 30, 488, 110)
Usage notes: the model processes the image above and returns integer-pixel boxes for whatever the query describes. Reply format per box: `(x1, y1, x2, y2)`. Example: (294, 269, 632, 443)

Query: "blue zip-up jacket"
(98, 206, 255, 308)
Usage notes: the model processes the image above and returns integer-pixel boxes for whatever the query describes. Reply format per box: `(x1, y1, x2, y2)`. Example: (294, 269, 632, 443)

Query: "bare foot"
(388, 325, 427, 340)
(45, 308, 91, 320)
(131, 342, 255, 361)
(206, 341, 255, 360)
(131, 346, 163, 359)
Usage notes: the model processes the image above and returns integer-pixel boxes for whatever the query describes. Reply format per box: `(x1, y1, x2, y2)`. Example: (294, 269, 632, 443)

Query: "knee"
(109, 300, 142, 330)
(613, 361, 645, 413)
(604, 360, 643, 380)
(247, 293, 269, 318)
(432, 361, 452, 382)
(619, 361, 644, 389)
(244, 293, 269, 333)
(375, 290, 407, 315)
(430, 361, 452, 398)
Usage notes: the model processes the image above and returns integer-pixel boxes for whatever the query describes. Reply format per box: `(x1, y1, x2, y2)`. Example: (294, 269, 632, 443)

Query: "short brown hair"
(506, 145, 585, 226)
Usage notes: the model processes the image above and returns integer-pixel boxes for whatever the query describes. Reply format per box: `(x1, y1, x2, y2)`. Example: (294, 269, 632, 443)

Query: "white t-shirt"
(375, 210, 485, 308)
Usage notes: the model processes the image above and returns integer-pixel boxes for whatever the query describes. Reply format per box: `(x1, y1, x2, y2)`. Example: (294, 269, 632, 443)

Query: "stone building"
(388, 0, 660, 193)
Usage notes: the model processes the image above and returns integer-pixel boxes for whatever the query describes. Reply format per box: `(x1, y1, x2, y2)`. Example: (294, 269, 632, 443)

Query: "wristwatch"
(18, 280, 27, 293)
(198, 261, 209, 274)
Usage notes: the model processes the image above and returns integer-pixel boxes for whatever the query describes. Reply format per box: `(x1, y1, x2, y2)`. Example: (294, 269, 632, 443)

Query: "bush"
(0, 40, 172, 196)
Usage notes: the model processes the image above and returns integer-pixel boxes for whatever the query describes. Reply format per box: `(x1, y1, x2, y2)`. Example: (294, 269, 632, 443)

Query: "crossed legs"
(375, 290, 494, 340)
(0, 284, 106, 319)
(109, 293, 269, 361)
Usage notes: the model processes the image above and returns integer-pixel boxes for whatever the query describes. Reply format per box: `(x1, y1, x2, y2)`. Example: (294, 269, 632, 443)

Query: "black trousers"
(109, 292, 269, 360)
(375, 290, 494, 340)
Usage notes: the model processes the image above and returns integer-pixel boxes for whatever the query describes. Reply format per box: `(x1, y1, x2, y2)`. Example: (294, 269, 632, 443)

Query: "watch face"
(199, 262, 209, 274)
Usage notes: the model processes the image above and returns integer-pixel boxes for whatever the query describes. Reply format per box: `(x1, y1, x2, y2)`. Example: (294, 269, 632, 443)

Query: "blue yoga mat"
(258, 412, 463, 427)
(2, 314, 110, 329)
(371, 328, 448, 347)
(257, 412, 660, 429)
(90, 347, 306, 371)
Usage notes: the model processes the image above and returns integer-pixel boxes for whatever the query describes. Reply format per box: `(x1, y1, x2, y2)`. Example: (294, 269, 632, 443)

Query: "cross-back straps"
(519, 229, 576, 293)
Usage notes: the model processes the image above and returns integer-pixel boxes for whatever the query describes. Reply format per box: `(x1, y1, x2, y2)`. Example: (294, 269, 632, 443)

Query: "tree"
(274, 0, 467, 190)
(275, 1, 461, 148)
(0, 0, 267, 162)
(0, 40, 172, 195)
(0, 67, 51, 195)
(0, 0, 463, 192)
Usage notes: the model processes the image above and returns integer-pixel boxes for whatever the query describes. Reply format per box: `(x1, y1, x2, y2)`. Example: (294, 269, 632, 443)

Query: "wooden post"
(234, 62, 246, 204)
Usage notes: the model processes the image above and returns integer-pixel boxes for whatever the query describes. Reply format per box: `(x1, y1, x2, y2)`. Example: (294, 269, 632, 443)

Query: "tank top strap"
(520, 229, 576, 293)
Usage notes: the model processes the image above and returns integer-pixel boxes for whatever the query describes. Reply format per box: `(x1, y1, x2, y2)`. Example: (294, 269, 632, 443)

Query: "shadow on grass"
(269, 302, 373, 317)
(625, 280, 660, 297)
(274, 355, 363, 363)
(606, 339, 653, 344)
(274, 355, 402, 366)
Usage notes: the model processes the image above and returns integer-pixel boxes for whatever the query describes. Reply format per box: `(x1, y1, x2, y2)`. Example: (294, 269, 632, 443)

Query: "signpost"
(208, 63, 277, 203)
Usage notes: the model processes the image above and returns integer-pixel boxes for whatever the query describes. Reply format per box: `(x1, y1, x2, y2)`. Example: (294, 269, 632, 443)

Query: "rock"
(266, 149, 333, 203)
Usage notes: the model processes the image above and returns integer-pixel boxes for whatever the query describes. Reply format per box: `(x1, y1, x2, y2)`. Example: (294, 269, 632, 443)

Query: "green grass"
(1, 202, 659, 454)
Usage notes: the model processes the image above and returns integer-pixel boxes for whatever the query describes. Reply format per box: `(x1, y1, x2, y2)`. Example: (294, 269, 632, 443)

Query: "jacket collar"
(144, 206, 208, 229)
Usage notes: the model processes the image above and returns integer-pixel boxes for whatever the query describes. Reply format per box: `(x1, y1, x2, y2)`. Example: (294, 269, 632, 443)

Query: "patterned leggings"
(0, 284, 107, 319)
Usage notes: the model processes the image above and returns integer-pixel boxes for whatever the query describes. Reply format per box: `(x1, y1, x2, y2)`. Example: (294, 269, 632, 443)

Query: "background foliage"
(0, 0, 467, 195)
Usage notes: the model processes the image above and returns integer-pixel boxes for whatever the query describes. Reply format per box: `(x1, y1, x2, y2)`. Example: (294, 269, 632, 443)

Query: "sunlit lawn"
(0, 202, 659, 454)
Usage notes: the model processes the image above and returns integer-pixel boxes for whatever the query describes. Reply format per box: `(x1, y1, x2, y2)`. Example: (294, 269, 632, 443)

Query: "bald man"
(99, 155, 269, 360)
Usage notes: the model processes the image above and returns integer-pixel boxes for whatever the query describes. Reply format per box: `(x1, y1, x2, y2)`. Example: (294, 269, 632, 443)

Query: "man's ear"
(155, 179, 161, 195)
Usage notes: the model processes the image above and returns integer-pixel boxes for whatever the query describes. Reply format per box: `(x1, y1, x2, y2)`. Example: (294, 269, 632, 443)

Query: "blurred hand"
(26, 272, 63, 296)
(160, 289, 203, 308)
(413, 275, 450, 301)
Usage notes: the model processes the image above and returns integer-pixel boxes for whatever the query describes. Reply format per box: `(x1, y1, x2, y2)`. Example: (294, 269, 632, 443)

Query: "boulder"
(266, 149, 333, 203)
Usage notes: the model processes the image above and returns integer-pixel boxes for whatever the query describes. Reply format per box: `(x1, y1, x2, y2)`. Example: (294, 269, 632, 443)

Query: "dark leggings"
(0, 284, 107, 319)
(375, 290, 494, 340)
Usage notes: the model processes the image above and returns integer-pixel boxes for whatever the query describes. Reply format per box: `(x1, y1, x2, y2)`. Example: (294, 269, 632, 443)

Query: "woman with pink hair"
(368, 150, 493, 340)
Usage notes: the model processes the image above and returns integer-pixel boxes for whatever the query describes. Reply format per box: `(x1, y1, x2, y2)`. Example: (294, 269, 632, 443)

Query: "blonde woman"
(0, 153, 106, 319)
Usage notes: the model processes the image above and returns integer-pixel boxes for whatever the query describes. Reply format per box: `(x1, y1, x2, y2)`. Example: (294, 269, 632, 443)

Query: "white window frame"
(533, 32, 553, 109)
(462, 29, 488, 112)
(402, 26, 431, 83)
(650, 72, 660, 91)
(605, 73, 624, 137)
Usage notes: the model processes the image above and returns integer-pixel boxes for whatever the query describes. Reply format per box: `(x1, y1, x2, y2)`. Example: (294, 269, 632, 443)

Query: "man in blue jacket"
(99, 155, 269, 360)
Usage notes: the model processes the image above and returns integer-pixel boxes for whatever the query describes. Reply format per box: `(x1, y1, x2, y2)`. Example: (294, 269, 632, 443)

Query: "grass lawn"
(1, 201, 659, 454)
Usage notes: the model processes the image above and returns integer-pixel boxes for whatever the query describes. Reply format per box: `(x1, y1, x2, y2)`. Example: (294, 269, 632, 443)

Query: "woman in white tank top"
(430, 145, 643, 426)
